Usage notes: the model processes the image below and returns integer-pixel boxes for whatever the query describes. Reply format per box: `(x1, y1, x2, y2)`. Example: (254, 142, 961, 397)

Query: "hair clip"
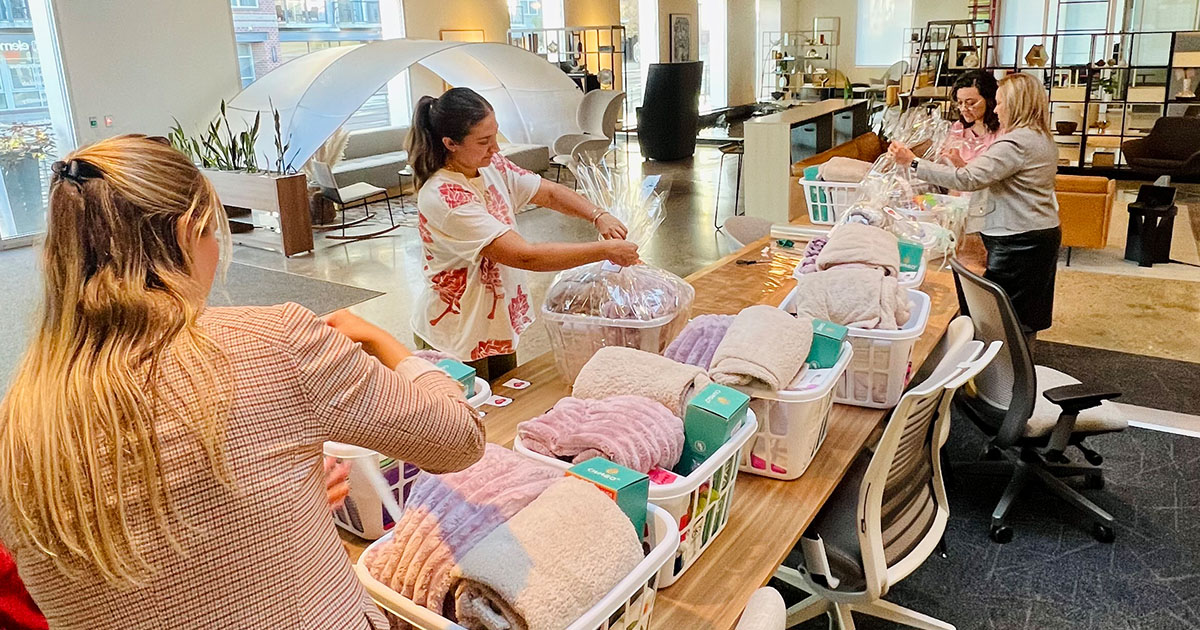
(51, 159, 100, 185)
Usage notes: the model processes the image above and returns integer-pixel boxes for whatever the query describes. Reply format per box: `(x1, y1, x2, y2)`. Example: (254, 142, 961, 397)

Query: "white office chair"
(736, 588, 787, 630)
(310, 160, 399, 240)
(552, 137, 613, 189)
(776, 328, 1002, 630)
(553, 89, 626, 157)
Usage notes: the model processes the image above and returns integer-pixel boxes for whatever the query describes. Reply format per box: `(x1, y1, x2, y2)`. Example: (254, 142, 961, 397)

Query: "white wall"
(402, 0, 510, 101)
(565, 0, 621, 25)
(657, 0, 700, 62)
(52, 0, 241, 144)
(726, 0, 756, 105)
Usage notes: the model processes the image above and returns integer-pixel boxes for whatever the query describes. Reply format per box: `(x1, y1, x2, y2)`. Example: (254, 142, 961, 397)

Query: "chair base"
(955, 447, 1115, 543)
(775, 568, 954, 630)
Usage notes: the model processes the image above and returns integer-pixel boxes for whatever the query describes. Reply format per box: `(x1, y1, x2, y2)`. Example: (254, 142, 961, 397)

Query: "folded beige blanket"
(818, 156, 873, 183)
(709, 305, 813, 391)
(574, 346, 711, 417)
(816, 223, 901, 278)
(791, 266, 911, 330)
(449, 477, 644, 630)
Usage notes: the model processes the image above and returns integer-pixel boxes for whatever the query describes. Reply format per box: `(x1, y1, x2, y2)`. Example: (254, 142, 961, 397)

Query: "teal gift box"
(807, 319, 848, 369)
(677, 384, 750, 476)
(898, 239, 924, 273)
(567, 457, 649, 534)
(435, 359, 476, 398)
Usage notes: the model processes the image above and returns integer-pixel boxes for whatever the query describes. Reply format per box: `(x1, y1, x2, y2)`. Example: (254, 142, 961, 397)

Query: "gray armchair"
(1121, 116, 1200, 176)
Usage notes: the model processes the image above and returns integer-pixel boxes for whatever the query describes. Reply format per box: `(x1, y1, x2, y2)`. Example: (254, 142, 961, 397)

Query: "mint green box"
(677, 384, 751, 476)
(898, 239, 924, 273)
(807, 319, 848, 369)
(567, 457, 649, 535)
(435, 359, 476, 398)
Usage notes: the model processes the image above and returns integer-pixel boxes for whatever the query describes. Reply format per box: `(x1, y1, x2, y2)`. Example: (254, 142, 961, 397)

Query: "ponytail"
(406, 88, 494, 188)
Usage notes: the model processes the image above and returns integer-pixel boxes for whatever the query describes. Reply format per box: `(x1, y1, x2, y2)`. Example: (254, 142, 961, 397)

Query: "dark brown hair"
(952, 70, 1000, 134)
(407, 87, 494, 187)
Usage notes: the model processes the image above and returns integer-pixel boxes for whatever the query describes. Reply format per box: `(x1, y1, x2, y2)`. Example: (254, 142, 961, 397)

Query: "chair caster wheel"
(989, 525, 1013, 544)
(1084, 473, 1105, 490)
(981, 445, 1003, 461)
(1083, 451, 1103, 466)
(1092, 523, 1115, 543)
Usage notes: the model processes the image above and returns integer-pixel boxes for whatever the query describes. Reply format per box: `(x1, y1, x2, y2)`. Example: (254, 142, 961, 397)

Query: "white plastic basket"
(327, 378, 491, 540)
(733, 341, 853, 480)
(898, 255, 927, 289)
(798, 178, 860, 225)
(541, 307, 691, 383)
(781, 289, 931, 409)
(513, 411, 757, 588)
(353, 503, 680, 630)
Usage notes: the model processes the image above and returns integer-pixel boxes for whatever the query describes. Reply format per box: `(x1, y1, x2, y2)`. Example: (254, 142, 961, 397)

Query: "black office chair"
(949, 258, 1128, 544)
(636, 61, 703, 161)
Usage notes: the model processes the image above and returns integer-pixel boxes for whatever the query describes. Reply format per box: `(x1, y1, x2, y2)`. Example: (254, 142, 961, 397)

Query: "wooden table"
(343, 238, 960, 630)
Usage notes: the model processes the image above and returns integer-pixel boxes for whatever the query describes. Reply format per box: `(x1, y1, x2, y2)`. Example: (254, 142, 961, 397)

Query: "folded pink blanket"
(817, 223, 900, 278)
(518, 396, 684, 473)
(790, 266, 911, 330)
(663, 315, 734, 369)
(363, 445, 561, 618)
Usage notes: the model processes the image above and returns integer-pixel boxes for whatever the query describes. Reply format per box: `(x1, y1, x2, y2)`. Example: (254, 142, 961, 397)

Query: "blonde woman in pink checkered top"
(0, 135, 485, 629)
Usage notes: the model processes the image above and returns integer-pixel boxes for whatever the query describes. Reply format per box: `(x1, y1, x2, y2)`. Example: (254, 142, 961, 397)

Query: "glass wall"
(0, 0, 72, 243)
(698, 0, 727, 110)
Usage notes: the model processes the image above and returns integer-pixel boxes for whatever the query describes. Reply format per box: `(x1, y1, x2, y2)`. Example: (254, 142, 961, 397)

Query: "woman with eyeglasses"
(944, 70, 1001, 167)
(890, 73, 1060, 342)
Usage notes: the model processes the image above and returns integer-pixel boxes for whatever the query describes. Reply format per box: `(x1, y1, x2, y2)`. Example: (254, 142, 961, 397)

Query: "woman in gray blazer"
(890, 72, 1061, 337)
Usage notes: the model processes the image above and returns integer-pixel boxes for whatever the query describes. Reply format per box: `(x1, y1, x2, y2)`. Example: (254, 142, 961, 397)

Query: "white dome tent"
(225, 40, 585, 171)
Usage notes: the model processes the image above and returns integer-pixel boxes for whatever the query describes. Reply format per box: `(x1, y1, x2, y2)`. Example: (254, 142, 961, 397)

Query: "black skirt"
(981, 226, 1062, 332)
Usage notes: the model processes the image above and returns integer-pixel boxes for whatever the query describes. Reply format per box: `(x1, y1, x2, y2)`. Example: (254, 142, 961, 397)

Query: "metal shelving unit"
(508, 25, 630, 122)
(947, 30, 1200, 170)
(759, 19, 840, 103)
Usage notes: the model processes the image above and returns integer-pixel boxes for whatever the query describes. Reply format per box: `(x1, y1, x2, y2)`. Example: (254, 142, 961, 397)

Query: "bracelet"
(590, 209, 607, 225)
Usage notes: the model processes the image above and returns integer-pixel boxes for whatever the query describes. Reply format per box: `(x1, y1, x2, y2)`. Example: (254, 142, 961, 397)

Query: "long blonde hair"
(998, 73, 1052, 137)
(0, 135, 233, 584)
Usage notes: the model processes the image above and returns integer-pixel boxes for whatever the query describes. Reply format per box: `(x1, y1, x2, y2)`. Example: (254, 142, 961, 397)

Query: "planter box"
(203, 170, 312, 257)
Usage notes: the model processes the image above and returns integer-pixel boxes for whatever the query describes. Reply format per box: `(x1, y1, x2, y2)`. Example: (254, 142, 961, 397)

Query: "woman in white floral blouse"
(408, 87, 638, 380)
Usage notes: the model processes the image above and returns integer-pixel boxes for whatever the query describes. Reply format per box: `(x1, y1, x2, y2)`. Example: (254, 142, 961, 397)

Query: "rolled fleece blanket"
(663, 314, 734, 369)
(363, 445, 562, 617)
(795, 237, 829, 276)
(573, 346, 711, 417)
(816, 223, 901, 278)
(709, 305, 813, 391)
(518, 396, 684, 473)
(449, 477, 645, 630)
(790, 266, 911, 330)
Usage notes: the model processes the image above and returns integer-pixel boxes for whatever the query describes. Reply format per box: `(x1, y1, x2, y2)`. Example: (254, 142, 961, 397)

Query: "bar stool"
(713, 140, 744, 229)
(397, 166, 418, 214)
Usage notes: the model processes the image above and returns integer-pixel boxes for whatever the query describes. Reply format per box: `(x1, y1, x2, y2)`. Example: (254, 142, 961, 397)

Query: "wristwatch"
(910, 158, 920, 171)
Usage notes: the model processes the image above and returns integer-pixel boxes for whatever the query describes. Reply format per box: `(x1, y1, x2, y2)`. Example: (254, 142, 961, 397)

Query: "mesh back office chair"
(776, 329, 1001, 630)
(949, 258, 1128, 544)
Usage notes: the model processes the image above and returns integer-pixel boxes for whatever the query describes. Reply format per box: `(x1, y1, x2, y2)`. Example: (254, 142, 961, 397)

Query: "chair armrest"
(1043, 384, 1120, 413)
(1120, 137, 1148, 160)
(553, 133, 591, 157)
(1181, 151, 1200, 173)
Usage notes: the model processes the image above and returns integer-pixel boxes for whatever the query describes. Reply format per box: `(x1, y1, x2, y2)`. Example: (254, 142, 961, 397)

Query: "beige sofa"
(332, 125, 552, 190)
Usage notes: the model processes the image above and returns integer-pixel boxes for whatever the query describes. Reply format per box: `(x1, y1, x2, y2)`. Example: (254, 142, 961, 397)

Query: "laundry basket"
(327, 378, 491, 540)
(798, 178, 861, 225)
(898, 255, 927, 289)
(353, 503, 680, 630)
(514, 412, 757, 588)
(733, 341, 852, 481)
(542, 307, 691, 383)
(781, 289, 930, 409)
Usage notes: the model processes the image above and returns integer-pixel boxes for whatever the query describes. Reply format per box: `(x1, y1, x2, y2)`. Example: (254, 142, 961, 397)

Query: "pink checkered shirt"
(2, 303, 484, 629)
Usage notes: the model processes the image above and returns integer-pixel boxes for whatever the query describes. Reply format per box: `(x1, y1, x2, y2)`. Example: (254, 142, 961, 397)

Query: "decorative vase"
(1024, 44, 1048, 67)
(963, 52, 979, 68)
(1055, 120, 1078, 135)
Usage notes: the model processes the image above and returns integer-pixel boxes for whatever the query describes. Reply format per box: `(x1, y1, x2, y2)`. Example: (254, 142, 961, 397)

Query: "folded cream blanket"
(518, 396, 684, 473)
(573, 346, 711, 417)
(709, 305, 813, 391)
(816, 223, 901, 277)
(790, 266, 911, 330)
(817, 156, 873, 183)
(449, 477, 644, 630)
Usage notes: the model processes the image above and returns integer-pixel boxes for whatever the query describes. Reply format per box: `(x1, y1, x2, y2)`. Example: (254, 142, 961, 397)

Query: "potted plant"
(0, 123, 55, 235)
(169, 101, 313, 256)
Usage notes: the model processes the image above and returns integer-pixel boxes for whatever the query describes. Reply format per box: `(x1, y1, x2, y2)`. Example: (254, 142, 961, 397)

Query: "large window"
(698, 0, 727, 110)
(856, 0, 913, 67)
(230, 0, 258, 7)
(237, 43, 256, 87)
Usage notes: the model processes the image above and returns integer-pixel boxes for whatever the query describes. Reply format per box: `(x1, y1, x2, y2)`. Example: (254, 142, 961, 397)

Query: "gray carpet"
(777, 422, 1200, 630)
(0, 247, 381, 385)
(1035, 341, 1200, 417)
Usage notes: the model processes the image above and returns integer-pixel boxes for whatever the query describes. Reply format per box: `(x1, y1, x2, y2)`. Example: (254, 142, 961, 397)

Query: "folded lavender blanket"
(363, 445, 562, 618)
(663, 314, 734, 369)
(518, 396, 684, 473)
(796, 237, 829, 276)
